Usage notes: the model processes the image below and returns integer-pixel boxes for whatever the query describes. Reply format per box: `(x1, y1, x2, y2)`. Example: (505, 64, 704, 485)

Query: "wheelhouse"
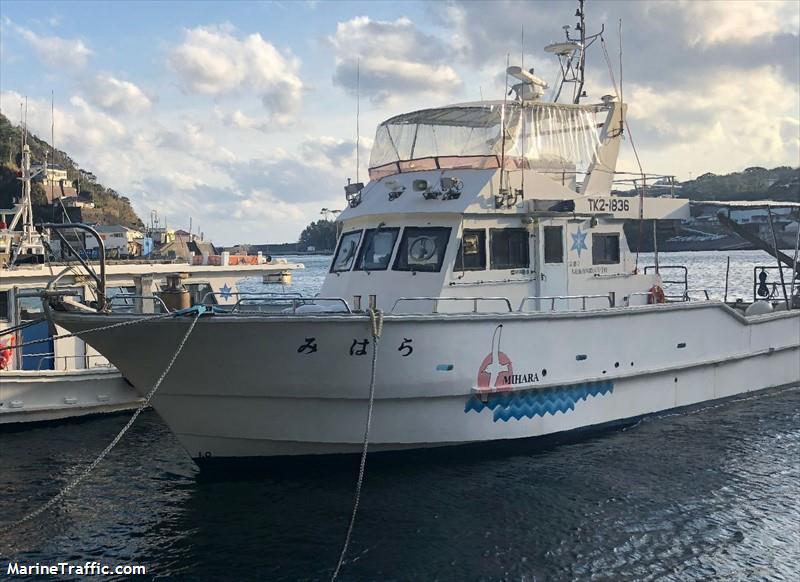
(320, 98, 690, 313)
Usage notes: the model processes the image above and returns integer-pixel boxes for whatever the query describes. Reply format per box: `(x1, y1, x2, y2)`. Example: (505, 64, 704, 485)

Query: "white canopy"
(368, 102, 609, 180)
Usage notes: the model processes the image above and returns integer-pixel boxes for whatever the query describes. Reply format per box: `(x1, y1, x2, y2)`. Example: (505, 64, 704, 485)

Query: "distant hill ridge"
(0, 112, 143, 229)
(678, 166, 799, 203)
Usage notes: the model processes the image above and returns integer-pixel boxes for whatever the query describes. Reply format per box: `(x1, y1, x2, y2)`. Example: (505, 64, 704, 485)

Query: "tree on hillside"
(299, 219, 337, 251)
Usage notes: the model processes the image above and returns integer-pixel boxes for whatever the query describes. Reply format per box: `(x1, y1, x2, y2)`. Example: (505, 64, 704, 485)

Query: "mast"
(548, 0, 603, 104)
(574, 0, 587, 104)
(8, 98, 48, 266)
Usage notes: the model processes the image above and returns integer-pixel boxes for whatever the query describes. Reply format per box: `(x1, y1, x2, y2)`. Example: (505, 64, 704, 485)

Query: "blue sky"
(1, 1, 798, 244)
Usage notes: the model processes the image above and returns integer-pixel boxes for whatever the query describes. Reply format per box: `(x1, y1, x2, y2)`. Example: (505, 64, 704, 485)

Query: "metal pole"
(790, 219, 800, 309)
(723, 255, 731, 304)
(499, 54, 511, 198)
(767, 207, 789, 309)
(43, 223, 106, 309)
(652, 220, 659, 273)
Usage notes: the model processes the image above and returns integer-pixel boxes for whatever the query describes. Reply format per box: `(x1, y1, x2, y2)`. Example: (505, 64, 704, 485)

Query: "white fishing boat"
(0, 141, 303, 426)
(43, 4, 800, 463)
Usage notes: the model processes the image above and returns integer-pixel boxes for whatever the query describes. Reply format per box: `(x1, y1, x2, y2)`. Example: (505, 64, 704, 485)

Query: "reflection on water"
(1, 251, 798, 581)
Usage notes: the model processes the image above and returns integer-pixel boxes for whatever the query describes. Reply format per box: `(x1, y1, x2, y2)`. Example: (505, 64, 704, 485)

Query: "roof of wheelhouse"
(367, 99, 611, 183)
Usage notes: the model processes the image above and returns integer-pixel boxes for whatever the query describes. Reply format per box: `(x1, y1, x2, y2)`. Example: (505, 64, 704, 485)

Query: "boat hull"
(51, 303, 800, 461)
(0, 368, 142, 425)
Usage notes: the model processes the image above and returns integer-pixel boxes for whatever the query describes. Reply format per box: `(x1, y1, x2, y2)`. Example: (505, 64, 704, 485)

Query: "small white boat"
(0, 143, 303, 426)
(45, 5, 800, 463)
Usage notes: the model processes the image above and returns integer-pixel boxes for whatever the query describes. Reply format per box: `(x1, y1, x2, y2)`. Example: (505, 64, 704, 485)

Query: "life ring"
(648, 285, 666, 304)
(0, 335, 15, 370)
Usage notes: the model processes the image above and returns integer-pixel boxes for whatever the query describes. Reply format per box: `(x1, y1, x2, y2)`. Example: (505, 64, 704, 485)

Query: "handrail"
(41, 222, 107, 309)
(645, 265, 689, 293)
(519, 294, 613, 312)
(200, 291, 303, 305)
(626, 288, 712, 305)
(36, 353, 113, 371)
(232, 296, 352, 314)
(108, 294, 169, 313)
(683, 288, 711, 301)
(391, 297, 513, 314)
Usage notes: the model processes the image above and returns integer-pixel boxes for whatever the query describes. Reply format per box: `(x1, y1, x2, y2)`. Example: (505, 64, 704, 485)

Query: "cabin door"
(15, 289, 54, 371)
(536, 221, 569, 310)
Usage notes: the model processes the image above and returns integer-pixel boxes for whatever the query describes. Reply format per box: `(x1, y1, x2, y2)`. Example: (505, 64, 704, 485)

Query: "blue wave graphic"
(464, 381, 614, 422)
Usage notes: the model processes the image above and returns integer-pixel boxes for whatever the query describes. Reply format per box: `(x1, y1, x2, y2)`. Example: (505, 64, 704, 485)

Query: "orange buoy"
(648, 285, 666, 304)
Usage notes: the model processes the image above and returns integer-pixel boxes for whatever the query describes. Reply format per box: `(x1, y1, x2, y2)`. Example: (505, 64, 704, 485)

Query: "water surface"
(1, 250, 798, 581)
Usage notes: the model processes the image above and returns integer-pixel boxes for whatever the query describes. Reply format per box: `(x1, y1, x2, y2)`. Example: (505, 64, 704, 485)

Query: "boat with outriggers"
(40, 3, 799, 463)
(0, 141, 302, 426)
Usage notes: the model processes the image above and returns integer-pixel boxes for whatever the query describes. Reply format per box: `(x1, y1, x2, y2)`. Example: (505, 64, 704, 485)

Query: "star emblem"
(220, 283, 232, 300)
(570, 227, 588, 257)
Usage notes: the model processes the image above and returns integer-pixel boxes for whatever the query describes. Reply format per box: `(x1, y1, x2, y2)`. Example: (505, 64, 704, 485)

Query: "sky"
(1, 0, 798, 245)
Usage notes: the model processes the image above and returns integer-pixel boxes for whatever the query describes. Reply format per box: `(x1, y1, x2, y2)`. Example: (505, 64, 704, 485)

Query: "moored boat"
(1, 141, 303, 426)
(43, 3, 800, 463)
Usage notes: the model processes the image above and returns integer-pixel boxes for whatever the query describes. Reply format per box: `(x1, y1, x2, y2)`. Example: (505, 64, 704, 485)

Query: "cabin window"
(331, 230, 363, 272)
(490, 228, 529, 270)
(355, 228, 400, 271)
(0, 291, 8, 320)
(592, 233, 620, 265)
(543, 226, 564, 264)
(16, 293, 45, 321)
(393, 227, 451, 272)
(455, 229, 486, 271)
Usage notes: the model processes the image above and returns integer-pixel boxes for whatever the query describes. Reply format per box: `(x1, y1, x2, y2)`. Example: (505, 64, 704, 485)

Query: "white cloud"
(216, 108, 277, 133)
(165, 171, 206, 191)
(231, 192, 307, 222)
(663, 0, 800, 47)
(11, 22, 91, 68)
(328, 16, 461, 104)
(0, 91, 126, 155)
(86, 75, 152, 114)
(624, 66, 800, 177)
(168, 25, 304, 123)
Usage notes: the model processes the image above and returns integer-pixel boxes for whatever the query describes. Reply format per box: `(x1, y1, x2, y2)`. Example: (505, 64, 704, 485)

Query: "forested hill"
(0, 113, 143, 229)
(678, 166, 799, 203)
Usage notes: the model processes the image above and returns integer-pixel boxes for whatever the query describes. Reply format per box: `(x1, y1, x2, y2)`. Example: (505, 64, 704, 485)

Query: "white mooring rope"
(330, 308, 384, 581)
(0, 312, 201, 538)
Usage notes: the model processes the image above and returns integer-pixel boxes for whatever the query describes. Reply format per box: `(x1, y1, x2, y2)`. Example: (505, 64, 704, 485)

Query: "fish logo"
(477, 324, 513, 392)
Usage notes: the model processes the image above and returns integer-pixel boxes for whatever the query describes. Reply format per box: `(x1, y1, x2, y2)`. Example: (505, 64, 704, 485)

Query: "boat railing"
(611, 173, 679, 197)
(752, 265, 796, 303)
(682, 288, 712, 301)
(519, 294, 613, 312)
(231, 296, 352, 315)
(200, 291, 303, 307)
(626, 291, 652, 306)
(391, 297, 513, 314)
(109, 294, 169, 314)
(36, 353, 113, 371)
(626, 288, 712, 306)
(644, 265, 688, 297)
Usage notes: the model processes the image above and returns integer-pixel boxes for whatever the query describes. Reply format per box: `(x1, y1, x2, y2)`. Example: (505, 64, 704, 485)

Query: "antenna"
(574, 0, 587, 102)
(545, 0, 604, 104)
(19, 102, 23, 165)
(618, 18, 624, 106)
(520, 25, 525, 200)
(356, 57, 360, 185)
(498, 54, 510, 200)
(51, 90, 55, 165)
